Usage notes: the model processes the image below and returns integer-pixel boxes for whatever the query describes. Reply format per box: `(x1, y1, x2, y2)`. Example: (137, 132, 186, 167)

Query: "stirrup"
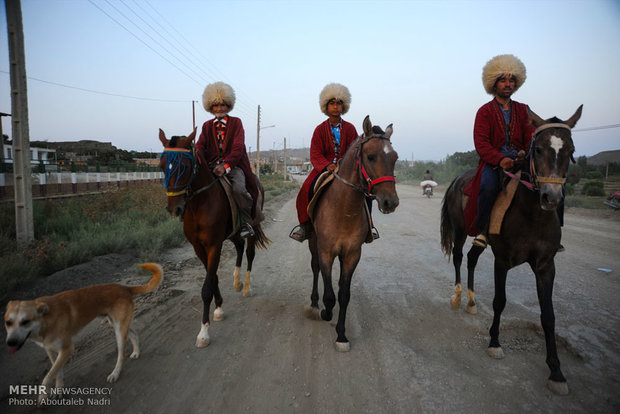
(472, 233, 487, 248)
(557, 243, 565, 252)
(240, 223, 254, 239)
(371, 227, 380, 240)
(289, 224, 308, 243)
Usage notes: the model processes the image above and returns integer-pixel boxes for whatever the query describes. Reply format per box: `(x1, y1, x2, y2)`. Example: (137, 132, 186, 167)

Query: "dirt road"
(2, 183, 619, 413)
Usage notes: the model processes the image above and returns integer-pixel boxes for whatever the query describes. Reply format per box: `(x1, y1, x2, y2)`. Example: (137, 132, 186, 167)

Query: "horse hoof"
(548, 380, 569, 395)
(320, 310, 332, 321)
(213, 307, 224, 322)
(243, 288, 252, 298)
(466, 304, 477, 314)
(487, 346, 505, 359)
(304, 306, 321, 320)
(450, 295, 461, 309)
(196, 337, 210, 348)
(335, 341, 350, 352)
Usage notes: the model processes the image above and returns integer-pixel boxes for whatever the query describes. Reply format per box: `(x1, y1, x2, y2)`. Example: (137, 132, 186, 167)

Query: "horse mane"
(371, 125, 384, 134)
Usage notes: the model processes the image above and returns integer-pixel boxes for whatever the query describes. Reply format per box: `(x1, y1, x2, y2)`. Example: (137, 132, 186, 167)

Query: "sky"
(1, 0, 619, 161)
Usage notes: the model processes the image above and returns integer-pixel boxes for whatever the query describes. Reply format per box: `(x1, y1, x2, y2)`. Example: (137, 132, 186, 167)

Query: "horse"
(305, 116, 399, 352)
(440, 105, 583, 395)
(158, 128, 269, 348)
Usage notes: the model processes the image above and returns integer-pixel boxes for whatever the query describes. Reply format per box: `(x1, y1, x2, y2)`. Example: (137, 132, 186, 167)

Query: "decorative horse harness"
(161, 146, 221, 199)
(333, 133, 396, 196)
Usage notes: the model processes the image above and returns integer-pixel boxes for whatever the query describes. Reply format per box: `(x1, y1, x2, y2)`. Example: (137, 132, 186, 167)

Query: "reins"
(333, 133, 396, 196)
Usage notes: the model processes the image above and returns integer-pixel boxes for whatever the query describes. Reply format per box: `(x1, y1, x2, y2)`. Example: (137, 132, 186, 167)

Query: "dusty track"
(1, 184, 619, 413)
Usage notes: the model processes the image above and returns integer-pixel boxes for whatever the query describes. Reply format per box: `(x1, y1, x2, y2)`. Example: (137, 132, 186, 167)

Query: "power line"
(0, 70, 189, 102)
(573, 124, 620, 132)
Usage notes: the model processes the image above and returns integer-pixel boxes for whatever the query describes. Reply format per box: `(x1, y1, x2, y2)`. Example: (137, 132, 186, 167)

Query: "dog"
(4, 262, 162, 404)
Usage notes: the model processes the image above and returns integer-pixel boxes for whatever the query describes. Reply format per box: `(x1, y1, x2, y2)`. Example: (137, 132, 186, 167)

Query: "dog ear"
(36, 302, 49, 316)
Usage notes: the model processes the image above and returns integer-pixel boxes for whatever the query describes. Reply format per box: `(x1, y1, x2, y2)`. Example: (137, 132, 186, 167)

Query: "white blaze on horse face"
(549, 135, 564, 163)
(383, 141, 392, 155)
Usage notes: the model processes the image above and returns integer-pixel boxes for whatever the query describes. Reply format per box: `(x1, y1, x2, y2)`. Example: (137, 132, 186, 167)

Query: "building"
(1, 143, 56, 165)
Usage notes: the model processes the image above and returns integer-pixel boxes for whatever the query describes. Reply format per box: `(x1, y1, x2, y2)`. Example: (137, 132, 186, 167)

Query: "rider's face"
(211, 104, 230, 118)
(326, 99, 343, 117)
(494, 75, 516, 99)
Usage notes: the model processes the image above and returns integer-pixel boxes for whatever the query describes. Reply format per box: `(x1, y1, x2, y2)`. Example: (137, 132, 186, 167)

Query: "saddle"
(307, 168, 374, 244)
(488, 172, 520, 235)
(219, 176, 239, 238)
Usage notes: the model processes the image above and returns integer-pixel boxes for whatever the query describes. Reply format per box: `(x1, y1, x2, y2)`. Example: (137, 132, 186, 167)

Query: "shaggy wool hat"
(482, 54, 527, 95)
(319, 83, 351, 116)
(202, 81, 236, 114)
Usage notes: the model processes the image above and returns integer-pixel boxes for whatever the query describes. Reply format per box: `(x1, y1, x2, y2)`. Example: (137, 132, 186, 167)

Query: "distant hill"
(587, 150, 620, 166)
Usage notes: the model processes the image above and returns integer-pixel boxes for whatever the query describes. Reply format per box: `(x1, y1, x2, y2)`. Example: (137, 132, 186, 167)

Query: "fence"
(0, 171, 163, 201)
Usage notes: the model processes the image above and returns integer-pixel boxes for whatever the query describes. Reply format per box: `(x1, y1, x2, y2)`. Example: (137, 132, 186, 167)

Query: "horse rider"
(422, 170, 433, 195)
(196, 81, 261, 239)
(466, 54, 535, 249)
(289, 83, 378, 242)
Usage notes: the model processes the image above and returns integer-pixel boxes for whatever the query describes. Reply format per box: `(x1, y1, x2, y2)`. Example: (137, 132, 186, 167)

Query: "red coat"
(464, 99, 535, 235)
(295, 119, 359, 224)
(195, 116, 259, 211)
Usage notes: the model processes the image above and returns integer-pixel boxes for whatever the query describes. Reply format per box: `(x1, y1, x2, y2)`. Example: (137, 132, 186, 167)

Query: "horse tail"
(253, 223, 271, 249)
(440, 178, 458, 259)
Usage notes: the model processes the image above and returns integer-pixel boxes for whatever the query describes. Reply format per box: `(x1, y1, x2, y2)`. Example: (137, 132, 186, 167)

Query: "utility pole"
(283, 137, 287, 182)
(6, 0, 34, 244)
(256, 105, 261, 178)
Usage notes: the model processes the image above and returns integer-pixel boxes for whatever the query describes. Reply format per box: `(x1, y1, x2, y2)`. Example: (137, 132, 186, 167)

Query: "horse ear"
(528, 106, 545, 128)
(159, 129, 169, 147)
(188, 127, 197, 141)
(363, 115, 372, 137)
(565, 104, 583, 129)
(384, 123, 393, 139)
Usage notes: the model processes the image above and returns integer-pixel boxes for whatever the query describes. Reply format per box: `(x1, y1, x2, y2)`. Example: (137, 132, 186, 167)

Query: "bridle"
(504, 123, 573, 191)
(333, 133, 396, 196)
(161, 146, 220, 199)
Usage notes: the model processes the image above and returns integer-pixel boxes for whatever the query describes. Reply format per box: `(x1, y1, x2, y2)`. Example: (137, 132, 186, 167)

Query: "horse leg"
(488, 260, 508, 359)
(450, 232, 466, 309)
(242, 237, 256, 297)
(231, 236, 245, 292)
(334, 252, 361, 352)
(305, 235, 321, 320)
(533, 260, 568, 395)
(465, 244, 485, 314)
(318, 250, 337, 323)
(195, 243, 224, 348)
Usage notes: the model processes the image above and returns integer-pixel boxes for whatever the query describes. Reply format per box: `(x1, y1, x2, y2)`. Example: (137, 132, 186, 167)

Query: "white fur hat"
(202, 82, 236, 114)
(482, 54, 527, 95)
(319, 83, 351, 116)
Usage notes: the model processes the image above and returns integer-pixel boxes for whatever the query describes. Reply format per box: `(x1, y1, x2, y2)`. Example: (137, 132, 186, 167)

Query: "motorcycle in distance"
(423, 183, 433, 198)
(420, 179, 437, 198)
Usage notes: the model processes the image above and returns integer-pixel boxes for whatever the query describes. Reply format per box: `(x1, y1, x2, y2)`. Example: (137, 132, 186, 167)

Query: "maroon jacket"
(196, 116, 259, 211)
(295, 119, 359, 224)
(464, 99, 535, 235)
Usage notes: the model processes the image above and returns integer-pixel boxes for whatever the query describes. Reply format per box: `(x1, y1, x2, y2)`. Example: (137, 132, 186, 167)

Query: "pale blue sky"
(1, 0, 619, 161)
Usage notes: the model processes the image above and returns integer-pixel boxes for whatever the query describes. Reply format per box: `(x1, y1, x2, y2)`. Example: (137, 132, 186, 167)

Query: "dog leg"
(39, 346, 72, 406)
(107, 316, 131, 383)
(128, 328, 140, 359)
(45, 349, 64, 390)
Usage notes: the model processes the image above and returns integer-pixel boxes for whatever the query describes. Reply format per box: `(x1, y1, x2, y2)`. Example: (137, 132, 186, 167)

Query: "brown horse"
(440, 105, 583, 395)
(306, 116, 399, 351)
(158, 129, 269, 348)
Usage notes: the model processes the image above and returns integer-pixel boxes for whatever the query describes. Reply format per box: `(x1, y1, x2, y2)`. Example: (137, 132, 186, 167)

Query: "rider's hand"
(213, 165, 226, 176)
(327, 164, 337, 173)
(499, 157, 514, 170)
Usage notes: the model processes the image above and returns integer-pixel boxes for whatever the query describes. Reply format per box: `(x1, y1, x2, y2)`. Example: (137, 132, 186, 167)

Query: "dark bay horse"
(440, 105, 582, 395)
(306, 116, 399, 351)
(158, 129, 269, 347)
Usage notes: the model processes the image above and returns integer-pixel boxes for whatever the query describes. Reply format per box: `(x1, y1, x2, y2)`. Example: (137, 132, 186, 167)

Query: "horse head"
(158, 128, 197, 218)
(528, 105, 582, 210)
(360, 116, 399, 213)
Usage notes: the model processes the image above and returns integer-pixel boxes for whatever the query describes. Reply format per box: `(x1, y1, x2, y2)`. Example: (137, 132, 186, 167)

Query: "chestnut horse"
(158, 129, 269, 347)
(440, 105, 582, 394)
(306, 116, 399, 351)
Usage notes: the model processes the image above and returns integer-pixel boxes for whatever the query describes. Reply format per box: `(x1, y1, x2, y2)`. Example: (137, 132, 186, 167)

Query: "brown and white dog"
(4, 262, 162, 404)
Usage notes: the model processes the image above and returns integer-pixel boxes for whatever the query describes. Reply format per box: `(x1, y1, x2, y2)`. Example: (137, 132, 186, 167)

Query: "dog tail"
(130, 263, 163, 295)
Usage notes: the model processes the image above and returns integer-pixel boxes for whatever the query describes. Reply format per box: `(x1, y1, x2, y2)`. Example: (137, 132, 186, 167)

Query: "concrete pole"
(6, 0, 34, 244)
(283, 137, 287, 181)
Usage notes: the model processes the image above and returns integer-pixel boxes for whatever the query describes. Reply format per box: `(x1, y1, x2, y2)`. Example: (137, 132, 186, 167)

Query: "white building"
(2, 143, 56, 165)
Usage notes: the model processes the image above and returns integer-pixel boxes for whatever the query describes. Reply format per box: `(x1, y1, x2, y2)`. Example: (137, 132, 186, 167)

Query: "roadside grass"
(0, 175, 296, 300)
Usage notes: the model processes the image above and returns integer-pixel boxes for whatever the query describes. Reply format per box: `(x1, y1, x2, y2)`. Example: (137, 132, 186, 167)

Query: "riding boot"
(289, 221, 312, 243)
(239, 215, 254, 239)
